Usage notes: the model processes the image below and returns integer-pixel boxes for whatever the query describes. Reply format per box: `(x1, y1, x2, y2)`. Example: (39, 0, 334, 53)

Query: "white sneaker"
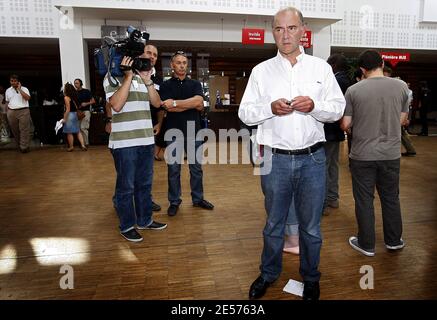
(385, 239, 405, 250)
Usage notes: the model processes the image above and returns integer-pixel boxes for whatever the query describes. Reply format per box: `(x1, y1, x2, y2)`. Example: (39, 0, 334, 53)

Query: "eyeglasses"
(171, 50, 187, 59)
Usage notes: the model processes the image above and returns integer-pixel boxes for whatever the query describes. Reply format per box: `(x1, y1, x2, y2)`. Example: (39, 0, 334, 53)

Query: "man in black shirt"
(159, 51, 214, 216)
(74, 78, 95, 146)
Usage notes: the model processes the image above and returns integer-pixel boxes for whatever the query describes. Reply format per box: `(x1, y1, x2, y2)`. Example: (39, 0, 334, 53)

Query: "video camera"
(95, 26, 152, 86)
(114, 26, 152, 72)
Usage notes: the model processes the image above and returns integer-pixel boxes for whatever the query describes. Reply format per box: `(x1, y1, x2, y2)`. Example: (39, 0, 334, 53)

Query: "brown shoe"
(327, 199, 339, 208)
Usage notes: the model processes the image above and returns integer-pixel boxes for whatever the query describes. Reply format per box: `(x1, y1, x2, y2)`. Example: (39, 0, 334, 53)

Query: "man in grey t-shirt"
(341, 50, 409, 257)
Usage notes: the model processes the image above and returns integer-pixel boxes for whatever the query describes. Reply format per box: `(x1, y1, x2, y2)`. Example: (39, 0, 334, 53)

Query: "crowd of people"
(0, 5, 435, 301)
(0, 75, 98, 150)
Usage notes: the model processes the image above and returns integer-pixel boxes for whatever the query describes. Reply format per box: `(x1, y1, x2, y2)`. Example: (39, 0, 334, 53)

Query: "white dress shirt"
(239, 47, 346, 150)
(5, 86, 30, 109)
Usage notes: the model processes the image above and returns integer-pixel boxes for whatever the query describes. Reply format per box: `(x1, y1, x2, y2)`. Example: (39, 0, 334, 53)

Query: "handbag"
(74, 101, 85, 120)
(77, 109, 85, 120)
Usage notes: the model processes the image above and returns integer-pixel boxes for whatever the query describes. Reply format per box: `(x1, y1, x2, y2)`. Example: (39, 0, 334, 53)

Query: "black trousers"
(350, 158, 403, 250)
(419, 105, 428, 135)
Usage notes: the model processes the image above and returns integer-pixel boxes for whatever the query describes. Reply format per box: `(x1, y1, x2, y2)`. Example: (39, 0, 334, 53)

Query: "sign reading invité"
(242, 28, 265, 45)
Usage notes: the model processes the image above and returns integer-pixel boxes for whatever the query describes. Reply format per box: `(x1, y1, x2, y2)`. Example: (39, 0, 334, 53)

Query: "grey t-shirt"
(344, 77, 409, 161)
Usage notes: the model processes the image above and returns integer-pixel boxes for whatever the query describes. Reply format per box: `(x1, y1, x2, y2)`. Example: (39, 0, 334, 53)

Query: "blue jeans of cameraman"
(260, 147, 326, 283)
(111, 145, 154, 232)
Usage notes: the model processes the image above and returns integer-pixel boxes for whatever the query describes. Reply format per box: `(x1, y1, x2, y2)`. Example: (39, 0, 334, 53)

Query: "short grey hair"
(272, 7, 305, 28)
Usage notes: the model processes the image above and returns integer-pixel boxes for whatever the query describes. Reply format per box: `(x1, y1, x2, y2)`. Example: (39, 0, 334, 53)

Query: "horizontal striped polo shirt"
(104, 74, 154, 149)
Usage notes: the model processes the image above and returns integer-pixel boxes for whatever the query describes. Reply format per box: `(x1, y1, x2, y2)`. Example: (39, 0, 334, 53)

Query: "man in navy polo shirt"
(74, 78, 95, 146)
(159, 51, 214, 216)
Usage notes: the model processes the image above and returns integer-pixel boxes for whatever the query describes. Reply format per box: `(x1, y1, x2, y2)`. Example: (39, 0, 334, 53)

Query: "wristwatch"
(172, 100, 177, 108)
(145, 80, 154, 87)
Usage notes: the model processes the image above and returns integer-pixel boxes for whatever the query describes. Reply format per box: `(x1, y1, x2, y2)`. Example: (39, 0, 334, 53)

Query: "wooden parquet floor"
(0, 137, 436, 300)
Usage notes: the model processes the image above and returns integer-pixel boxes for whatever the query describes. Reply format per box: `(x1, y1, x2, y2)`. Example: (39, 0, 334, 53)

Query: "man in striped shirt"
(104, 55, 167, 242)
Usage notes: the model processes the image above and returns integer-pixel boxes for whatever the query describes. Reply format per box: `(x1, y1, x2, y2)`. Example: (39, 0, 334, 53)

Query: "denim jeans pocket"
(310, 148, 326, 165)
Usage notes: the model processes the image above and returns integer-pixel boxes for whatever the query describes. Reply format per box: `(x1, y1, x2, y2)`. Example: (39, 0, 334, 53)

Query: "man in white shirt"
(239, 7, 345, 300)
(5, 74, 32, 153)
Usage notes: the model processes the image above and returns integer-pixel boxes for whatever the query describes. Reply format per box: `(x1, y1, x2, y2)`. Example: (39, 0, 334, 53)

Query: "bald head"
(271, 7, 305, 61)
(272, 7, 304, 28)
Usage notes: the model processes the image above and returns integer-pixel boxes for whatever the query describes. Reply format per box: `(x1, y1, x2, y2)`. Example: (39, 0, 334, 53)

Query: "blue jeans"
(167, 139, 204, 206)
(111, 145, 154, 232)
(285, 197, 299, 236)
(260, 147, 326, 282)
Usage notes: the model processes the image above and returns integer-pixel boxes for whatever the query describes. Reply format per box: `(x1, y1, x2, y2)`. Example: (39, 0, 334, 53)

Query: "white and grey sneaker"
(385, 239, 405, 250)
(121, 228, 143, 242)
(348, 236, 375, 257)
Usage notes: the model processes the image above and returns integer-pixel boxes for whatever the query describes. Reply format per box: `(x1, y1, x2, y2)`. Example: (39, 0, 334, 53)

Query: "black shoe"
(401, 152, 416, 157)
(20, 148, 30, 153)
(152, 201, 161, 211)
(120, 228, 143, 242)
(193, 199, 214, 210)
(418, 132, 428, 136)
(303, 281, 320, 300)
(249, 276, 273, 300)
(167, 204, 179, 216)
(137, 221, 167, 230)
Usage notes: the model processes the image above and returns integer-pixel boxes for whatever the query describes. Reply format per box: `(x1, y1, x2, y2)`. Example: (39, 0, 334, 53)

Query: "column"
(57, 6, 90, 88)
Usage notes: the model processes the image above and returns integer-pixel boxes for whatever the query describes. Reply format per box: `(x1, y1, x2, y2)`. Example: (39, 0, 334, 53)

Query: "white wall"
(53, 0, 344, 20)
(0, 0, 59, 37)
(331, 0, 437, 49)
(1, 0, 344, 39)
(81, 11, 276, 44)
(421, 0, 437, 23)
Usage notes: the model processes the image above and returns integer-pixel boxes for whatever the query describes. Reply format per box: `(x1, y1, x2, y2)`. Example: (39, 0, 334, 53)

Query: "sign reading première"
(242, 28, 265, 45)
(380, 52, 410, 67)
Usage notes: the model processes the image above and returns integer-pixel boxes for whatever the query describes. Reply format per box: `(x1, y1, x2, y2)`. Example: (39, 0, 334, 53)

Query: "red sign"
(380, 52, 410, 67)
(242, 28, 265, 45)
(300, 30, 312, 48)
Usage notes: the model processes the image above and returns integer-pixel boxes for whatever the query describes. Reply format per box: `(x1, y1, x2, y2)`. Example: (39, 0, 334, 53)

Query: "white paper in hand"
(283, 279, 304, 297)
(55, 119, 64, 135)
